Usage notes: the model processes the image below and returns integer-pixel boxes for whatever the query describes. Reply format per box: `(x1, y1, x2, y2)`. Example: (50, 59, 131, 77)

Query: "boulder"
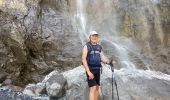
(46, 73, 67, 99)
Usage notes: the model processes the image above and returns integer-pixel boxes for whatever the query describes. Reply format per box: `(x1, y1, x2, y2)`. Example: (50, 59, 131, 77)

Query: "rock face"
(0, 0, 170, 86)
(0, 0, 81, 86)
(23, 66, 170, 100)
(114, 0, 170, 74)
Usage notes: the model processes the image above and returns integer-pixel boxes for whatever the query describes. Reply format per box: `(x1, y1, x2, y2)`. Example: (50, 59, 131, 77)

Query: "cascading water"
(74, 0, 88, 44)
(74, 0, 136, 69)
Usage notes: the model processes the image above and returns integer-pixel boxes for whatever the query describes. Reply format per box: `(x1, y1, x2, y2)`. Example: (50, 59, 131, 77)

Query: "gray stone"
(46, 72, 67, 98)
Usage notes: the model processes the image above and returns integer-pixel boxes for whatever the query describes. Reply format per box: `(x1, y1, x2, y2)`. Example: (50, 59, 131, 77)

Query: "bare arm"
(100, 51, 109, 64)
(100, 51, 116, 64)
(82, 45, 90, 73)
(82, 45, 94, 80)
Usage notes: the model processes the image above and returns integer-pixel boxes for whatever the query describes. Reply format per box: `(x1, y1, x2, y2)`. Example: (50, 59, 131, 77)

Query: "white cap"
(89, 31, 99, 36)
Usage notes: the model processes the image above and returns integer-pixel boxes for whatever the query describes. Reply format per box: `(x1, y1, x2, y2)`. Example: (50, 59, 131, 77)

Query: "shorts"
(86, 69, 100, 87)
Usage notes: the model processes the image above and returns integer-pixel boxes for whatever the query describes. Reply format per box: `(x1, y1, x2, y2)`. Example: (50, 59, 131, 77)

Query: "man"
(82, 31, 115, 100)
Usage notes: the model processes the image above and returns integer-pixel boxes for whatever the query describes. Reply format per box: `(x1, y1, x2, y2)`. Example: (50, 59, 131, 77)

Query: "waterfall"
(74, 0, 88, 44)
(74, 0, 136, 69)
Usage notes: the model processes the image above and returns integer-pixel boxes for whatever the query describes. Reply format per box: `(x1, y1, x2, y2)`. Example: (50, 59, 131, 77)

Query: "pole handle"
(109, 59, 114, 72)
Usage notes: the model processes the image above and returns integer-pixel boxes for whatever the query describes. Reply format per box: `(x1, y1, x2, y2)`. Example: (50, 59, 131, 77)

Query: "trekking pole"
(109, 60, 119, 100)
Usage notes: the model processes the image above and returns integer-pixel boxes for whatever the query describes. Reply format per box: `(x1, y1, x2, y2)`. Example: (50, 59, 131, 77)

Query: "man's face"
(90, 34, 99, 43)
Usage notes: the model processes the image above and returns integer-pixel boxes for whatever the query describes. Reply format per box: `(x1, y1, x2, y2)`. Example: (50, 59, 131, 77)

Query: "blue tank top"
(86, 42, 102, 69)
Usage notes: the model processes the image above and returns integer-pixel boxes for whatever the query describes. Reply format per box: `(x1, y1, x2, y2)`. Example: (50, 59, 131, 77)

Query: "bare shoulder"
(82, 45, 88, 55)
(83, 45, 87, 50)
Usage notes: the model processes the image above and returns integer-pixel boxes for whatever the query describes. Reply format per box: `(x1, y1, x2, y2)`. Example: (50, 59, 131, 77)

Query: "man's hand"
(105, 60, 116, 65)
(87, 71, 94, 80)
(109, 59, 116, 67)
